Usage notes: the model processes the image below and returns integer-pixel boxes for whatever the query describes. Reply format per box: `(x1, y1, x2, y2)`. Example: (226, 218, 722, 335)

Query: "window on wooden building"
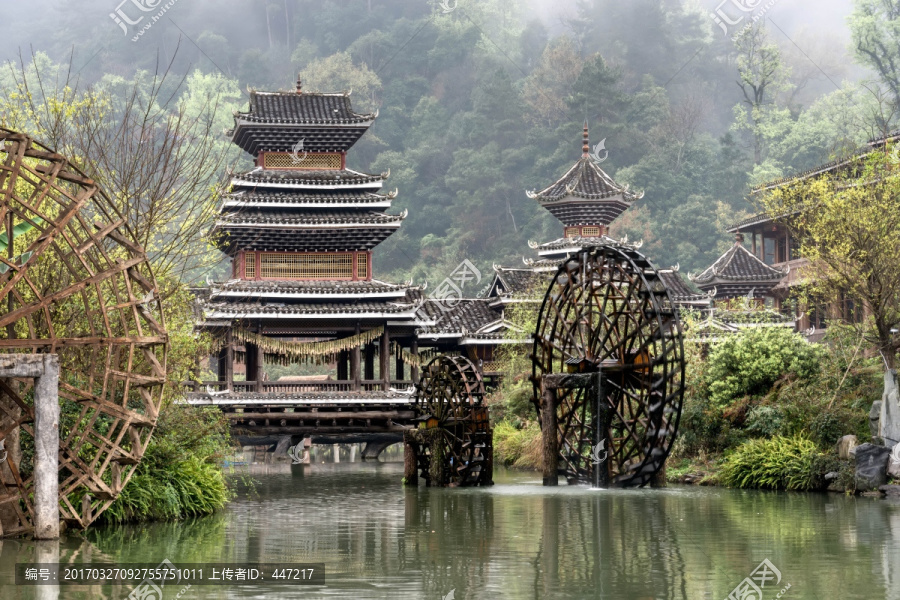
(842, 291, 863, 324)
(565, 227, 580, 238)
(582, 226, 601, 237)
(356, 253, 368, 280)
(244, 252, 256, 278)
(763, 237, 776, 265)
(260, 253, 354, 279)
(789, 236, 801, 260)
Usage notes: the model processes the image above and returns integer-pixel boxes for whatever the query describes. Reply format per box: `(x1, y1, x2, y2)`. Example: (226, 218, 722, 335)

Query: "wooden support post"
(365, 343, 375, 380)
(593, 372, 611, 489)
(246, 341, 262, 392)
(255, 343, 264, 392)
(337, 351, 348, 380)
(351, 322, 361, 391)
(540, 373, 595, 487)
(410, 338, 419, 384)
(541, 382, 559, 487)
(224, 329, 234, 392)
(380, 327, 390, 391)
(396, 343, 404, 381)
(33, 354, 59, 540)
(403, 433, 418, 486)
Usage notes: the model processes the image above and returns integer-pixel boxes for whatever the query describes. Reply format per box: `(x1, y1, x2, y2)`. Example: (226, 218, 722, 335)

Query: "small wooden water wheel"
(532, 245, 684, 487)
(404, 355, 492, 487)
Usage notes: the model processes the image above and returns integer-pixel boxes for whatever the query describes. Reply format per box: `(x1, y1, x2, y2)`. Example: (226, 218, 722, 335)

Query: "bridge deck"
(180, 390, 419, 436)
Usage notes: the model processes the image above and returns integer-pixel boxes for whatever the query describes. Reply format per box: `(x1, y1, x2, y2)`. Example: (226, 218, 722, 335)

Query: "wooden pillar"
(34, 355, 59, 540)
(541, 382, 559, 486)
(246, 341, 261, 391)
(351, 324, 361, 391)
(403, 432, 418, 486)
(255, 343, 264, 392)
(410, 338, 419, 384)
(752, 231, 757, 257)
(396, 343, 405, 381)
(593, 372, 611, 489)
(337, 351, 348, 380)
(365, 343, 375, 381)
(380, 327, 390, 391)
(224, 329, 234, 392)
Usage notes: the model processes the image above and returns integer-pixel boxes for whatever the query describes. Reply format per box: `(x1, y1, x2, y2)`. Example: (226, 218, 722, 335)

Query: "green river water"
(1, 461, 899, 599)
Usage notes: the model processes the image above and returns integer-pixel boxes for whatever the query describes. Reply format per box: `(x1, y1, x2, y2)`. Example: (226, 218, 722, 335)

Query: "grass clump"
(719, 436, 826, 491)
(493, 420, 542, 469)
(99, 405, 232, 524)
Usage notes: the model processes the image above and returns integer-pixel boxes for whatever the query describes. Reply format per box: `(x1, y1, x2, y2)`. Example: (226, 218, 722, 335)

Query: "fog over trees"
(0, 0, 892, 284)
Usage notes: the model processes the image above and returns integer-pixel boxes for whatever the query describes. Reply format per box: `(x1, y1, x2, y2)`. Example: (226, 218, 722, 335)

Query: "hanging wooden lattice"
(0, 128, 168, 534)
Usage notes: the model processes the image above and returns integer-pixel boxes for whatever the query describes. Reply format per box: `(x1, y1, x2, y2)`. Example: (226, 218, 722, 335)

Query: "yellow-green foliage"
(719, 436, 825, 491)
(761, 146, 900, 358)
(493, 420, 543, 469)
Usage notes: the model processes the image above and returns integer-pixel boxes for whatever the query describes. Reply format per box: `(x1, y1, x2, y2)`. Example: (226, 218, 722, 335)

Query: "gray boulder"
(879, 484, 900, 497)
(855, 443, 892, 491)
(888, 443, 900, 479)
(836, 435, 858, 460)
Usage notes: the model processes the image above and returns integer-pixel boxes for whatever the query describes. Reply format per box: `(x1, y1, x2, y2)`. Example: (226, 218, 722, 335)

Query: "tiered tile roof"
(690, 234, 787, 298)
(526, 123, 642, 227)
(229, 83, 377, 155)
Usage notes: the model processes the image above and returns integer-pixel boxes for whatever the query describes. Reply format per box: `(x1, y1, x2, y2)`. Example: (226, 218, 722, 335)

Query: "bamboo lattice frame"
(0, 128, 168, 533)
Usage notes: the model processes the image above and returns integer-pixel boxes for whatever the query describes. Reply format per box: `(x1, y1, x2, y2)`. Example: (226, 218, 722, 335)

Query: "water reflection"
(0, 464, 899, 599)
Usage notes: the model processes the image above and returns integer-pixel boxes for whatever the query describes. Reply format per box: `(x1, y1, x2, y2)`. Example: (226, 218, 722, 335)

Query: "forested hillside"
(0, 0, 890, 284)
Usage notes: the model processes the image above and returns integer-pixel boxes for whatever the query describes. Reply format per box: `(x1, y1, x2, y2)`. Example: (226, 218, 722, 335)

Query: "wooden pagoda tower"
(526, 122, 644, 261)
(190, 78, 426, 437)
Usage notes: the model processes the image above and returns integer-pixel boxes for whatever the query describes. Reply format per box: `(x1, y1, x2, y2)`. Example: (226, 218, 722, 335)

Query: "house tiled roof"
(526, 124, 643, 220)
(657, 269, 710, 305)
(690, 238, 786, 287)
(753, 129, 900, 192)
(417, 299, 504, 335)
(529, 235, 638, 256)
(215, 210, 405, 227)
(230, 168, 387, 188)
(237, 90, 376, 125)
(204, 300, 420, 319)
(491, 267, 544, 295)
(209, 279, 416, 300)
(221, 189, 395, 209)
(527, 158, 642, 203)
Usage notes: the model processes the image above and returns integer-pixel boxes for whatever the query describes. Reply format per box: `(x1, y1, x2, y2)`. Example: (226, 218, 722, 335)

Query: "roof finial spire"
(735, 232, 745, 244)
(582, 120, 589, 157)
(296, 75, 302, 94)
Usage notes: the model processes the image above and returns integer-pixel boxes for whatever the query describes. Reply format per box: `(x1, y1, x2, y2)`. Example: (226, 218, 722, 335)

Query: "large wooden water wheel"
(532, 245, 684, 487)
(0, 128, 167, 533)
(405, 355, 492, 487)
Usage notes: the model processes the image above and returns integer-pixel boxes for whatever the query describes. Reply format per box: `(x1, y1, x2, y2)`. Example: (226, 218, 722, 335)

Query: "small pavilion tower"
(526, 122, 643, 260)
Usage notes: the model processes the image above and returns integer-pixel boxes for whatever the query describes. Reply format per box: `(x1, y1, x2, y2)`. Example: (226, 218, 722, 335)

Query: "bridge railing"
(183, 380, 418, 394)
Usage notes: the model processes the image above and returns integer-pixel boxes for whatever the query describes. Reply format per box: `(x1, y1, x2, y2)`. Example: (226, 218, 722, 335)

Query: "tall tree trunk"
(284, 0, 291, 49)
(265, 3, 274, 51)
